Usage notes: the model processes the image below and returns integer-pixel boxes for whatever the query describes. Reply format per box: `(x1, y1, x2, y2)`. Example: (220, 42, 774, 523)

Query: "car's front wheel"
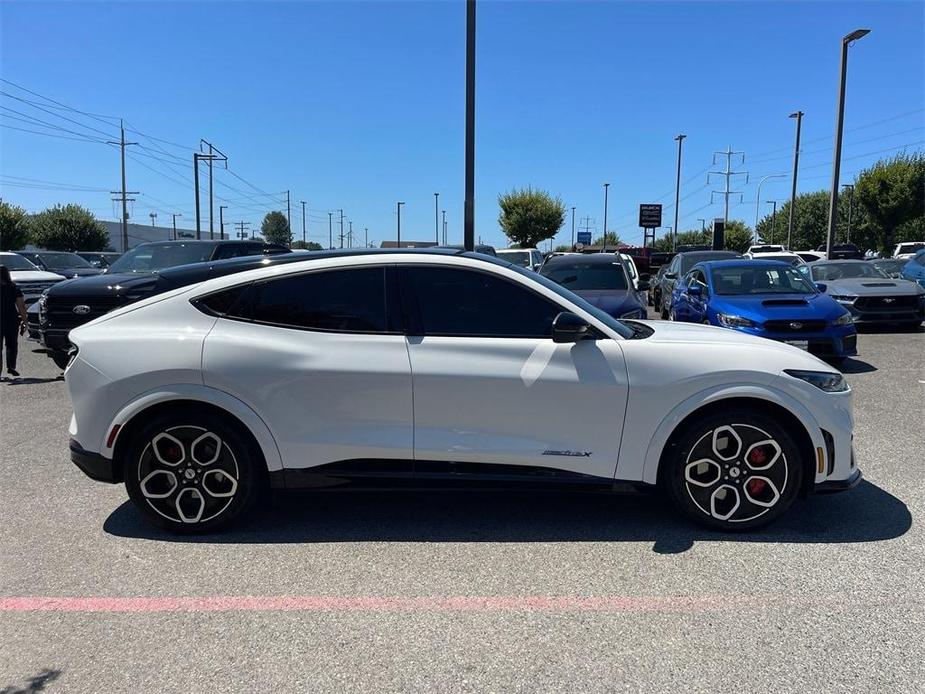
(663, 411, 803, 531)
(124, 411, 265, 533)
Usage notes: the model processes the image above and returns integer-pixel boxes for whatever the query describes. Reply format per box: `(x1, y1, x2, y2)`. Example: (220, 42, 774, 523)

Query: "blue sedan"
(901, 248, 925, 289)
(668, 260, 857, 361)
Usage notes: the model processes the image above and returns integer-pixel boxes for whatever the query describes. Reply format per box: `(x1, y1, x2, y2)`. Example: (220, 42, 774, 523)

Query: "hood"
(573, 289, 644, 317)
(45, 271, 160, 298)
(9, 270, 66, 282)
(823, 278, 925, 297)
(710, 292, 846, 322)
(54, 267, 105, 278)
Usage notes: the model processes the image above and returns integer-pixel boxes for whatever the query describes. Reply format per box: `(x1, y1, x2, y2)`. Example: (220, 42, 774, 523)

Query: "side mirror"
(814, 282, 828, 293)
(552, 311, 592, 343)
(688, 284, 703, 297)
(637, 281, 650, 292)
(532, 263, 542, 271)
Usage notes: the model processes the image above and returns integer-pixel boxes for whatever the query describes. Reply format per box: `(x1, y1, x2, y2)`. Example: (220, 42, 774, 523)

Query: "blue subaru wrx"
(669, 259, 857, 361)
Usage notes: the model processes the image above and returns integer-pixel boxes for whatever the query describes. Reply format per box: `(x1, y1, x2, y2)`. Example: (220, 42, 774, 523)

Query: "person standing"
(1, 265, 29, 378)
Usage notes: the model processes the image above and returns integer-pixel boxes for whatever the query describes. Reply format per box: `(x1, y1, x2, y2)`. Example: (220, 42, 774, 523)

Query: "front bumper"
(70, 439, 121, 484)
(814, 467, 862, 493)
(843, 302, 924, 325)
(735, 325, 858, 357)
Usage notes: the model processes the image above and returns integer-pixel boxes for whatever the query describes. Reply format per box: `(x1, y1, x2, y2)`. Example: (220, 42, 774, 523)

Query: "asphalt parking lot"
(1, 325, 923, 693)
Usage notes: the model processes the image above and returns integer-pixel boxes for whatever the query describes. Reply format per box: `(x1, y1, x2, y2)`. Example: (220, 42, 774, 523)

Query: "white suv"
(66, 250, 860, 533)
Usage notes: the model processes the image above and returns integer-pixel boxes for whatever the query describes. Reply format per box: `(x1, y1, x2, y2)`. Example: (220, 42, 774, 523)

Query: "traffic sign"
(639, 204, 662, 229)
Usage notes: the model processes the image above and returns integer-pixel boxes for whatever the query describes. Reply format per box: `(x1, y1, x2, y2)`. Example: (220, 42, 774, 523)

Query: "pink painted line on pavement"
(0, 595, 820, 613)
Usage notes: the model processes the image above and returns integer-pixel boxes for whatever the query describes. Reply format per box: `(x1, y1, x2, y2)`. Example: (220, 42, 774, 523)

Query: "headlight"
(830, 294, 857, 304)
(620, 309, 645, 319)
(716, 313, 755, 328)
(832, 312, 853, 326)
(784, 369, 849, 392)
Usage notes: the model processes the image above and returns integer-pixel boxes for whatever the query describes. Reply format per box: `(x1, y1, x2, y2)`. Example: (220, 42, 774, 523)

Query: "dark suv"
(36, 240, 289, 367)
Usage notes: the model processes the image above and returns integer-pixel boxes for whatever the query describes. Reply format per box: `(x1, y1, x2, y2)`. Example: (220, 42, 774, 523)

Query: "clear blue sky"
(1, 1, 922, 249)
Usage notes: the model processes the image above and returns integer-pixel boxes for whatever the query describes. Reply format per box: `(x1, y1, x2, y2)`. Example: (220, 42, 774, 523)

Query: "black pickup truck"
(33, 240, 290, 367)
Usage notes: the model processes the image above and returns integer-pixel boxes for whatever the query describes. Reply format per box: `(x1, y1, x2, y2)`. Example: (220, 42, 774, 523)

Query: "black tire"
(51, 351, 70, 370)
(662, 409, 804, 531)
(123, 410, 266, 533)
(660, 305, 669, 320)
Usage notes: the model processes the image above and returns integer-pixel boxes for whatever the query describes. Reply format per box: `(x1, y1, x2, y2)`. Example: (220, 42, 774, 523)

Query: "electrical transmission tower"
(707, 146, 749, 224)
(235, 221, 251, 239)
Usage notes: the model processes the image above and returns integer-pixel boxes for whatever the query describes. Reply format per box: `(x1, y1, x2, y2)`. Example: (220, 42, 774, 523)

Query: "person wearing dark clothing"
(1, 265, 29, 378)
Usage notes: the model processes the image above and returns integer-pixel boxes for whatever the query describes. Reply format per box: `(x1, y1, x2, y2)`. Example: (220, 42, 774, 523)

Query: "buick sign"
(73, 305, 91, 315)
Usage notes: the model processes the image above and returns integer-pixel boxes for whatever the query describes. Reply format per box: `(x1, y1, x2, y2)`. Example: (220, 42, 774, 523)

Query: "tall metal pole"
(219, 205, 227, 239)
(673, 134, 686, 251)
(698, 218, 706, 233)
(365, 227, 369, 248)
(602, 183, 610, 250)
(570, 206, 576, 248)
(300, 200, 307, 245)
(463, 0, 476, 252)
(339, 209, 344, 249)
(328, 212, 333, 249)
(767, 201, 778, 243)
(756, 174, 786, 243)
(193, 153, 202, 239)
(787, 111, 803, 249)
(442, 209, 447, 245)
(286, 190, 292, 247)
(119, 122, 129, 252)
(397, 201, 405, 245)
(208, 142, 214, 239)
(434, 192, 440, 244)
(827, 29, 870, 258)
(171, 213, 182, 240)
(842, 184, 854, 243)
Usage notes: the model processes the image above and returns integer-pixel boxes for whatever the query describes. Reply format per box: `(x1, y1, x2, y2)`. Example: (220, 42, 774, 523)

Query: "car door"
(399, 263, 628, 480)
(687, 270, 709, 322)
(201, 264, 414, 471)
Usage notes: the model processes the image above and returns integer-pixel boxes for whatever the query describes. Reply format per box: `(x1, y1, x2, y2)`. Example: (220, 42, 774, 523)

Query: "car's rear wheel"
(663, 411, 803, 531)
(124, 411, 265, 533)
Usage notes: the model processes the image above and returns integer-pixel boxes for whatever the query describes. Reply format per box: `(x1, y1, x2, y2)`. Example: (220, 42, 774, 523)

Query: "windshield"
(898, 243, 925, 254)
(508, 264, 633, 339)
(680, 253, 739, 274)
(873, 260, 903, 273)
(749, 245, 784, 253)
(810, 262, 890, 281)
(0, 254, 39, 271)
(34, 252, 92, 269)
(712, 265, 817, 295)
(108, 242, 217, 273)
(497, 250, 531, 267)
(541, 260, 629, 291)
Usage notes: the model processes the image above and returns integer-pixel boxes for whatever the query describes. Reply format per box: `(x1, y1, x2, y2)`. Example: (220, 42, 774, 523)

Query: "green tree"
(0, 201, 32, 251)
(592, 231, 621, 247)
(498, 187, 566, 248)
(261, 211, 291, 246)
(722, 220, 754, 253)
(854, 152, 924, 254)
(31, 204, 107, 251)
(755, 191, 839, 251)
(553, 244, 571, 253)
(292, 240, 323, 251)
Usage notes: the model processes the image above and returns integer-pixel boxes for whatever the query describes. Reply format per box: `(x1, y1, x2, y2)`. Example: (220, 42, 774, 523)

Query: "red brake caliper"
(746, 478, 767, 496)
(748, 447, 767, 466)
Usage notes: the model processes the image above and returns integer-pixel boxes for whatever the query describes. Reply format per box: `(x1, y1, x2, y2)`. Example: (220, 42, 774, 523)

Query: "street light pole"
(219, 206, 227, 239)
(767, 201, 778, 243)
(787, 110, 804, 249)
(328, 212, 333, 249)
(602, 182, 610, 251)
(397, 201, 405, 245)
(434, 193, 440, 244)
(300, 200, 307, 245)
(826, 29, 870, 258)
(842, 184, 855, 243)
(756, 173, 787, 243)
(698, 218, 706, 233)
(673, 134, 686, 251)
(463, 0, 476, 252)
(442, 209, 447, 245)
(570, 206, 576, 248)
(171, 213, 182, 240)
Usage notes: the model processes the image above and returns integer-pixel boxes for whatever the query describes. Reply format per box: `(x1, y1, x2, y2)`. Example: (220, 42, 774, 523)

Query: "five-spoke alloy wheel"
(124, 412, 264, 533)
(665, 411, 803, 530)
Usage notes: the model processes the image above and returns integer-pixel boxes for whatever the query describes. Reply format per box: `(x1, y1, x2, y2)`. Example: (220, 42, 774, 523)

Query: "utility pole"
(328, 212, 333, 249)
(708, 146, 748, 224)
(365, 227, 369, 248)
(697, 218, 706, 233)
(235, 221, 250, 239)
(219, 206, 227, 239)
(463, 0, 476, 252)
(787, 110, 804, 249)
(434, 192, 440, 244)
(842, 184, 855, 243)
(107, 120, 138, 253)
(827, 29, 870, 258)
(602, 183, 610, 250)
(199, 140, 227, 240)
(338, 209, 344, 248)
(673, 134, 686, 251)
(193, 149, 225, 239)
(348, 220, 353, 248)
(300, 200, 307, 245)
(570, 206, 576, 247)
(442, 210, 447, 245)
(286, 190, 292, 246)
(397, 201, 405, 245)
(171, 213, 182, 240)
(767, 201, 778, 243)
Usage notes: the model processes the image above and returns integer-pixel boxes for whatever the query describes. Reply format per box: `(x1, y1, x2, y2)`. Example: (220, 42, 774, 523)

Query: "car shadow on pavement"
(1, 376, 65, 385)
(104, 479, 910, 554)
(0, 668, 62, 694)
(837, 358, 878, 374)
